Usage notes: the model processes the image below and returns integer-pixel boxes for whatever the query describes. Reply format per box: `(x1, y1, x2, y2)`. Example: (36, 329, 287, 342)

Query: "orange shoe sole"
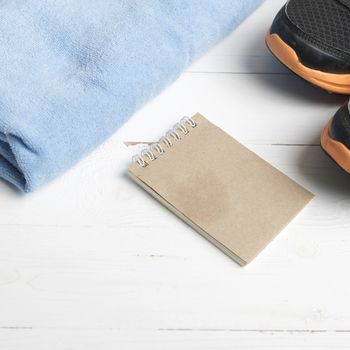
(321, 118, 350, 173)
(265, 31, 350, 95)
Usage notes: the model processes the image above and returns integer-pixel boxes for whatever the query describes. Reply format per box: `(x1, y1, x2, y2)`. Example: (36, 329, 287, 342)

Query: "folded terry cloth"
(0, 0, 263, 192)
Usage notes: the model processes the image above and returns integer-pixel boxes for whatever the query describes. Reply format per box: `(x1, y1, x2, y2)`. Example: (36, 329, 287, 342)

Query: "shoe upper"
(271, 0, 350, 73)
(329, 102, 350, 149)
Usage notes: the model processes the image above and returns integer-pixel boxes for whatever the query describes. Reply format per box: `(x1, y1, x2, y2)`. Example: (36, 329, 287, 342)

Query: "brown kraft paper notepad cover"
(128, 114, 314, 265)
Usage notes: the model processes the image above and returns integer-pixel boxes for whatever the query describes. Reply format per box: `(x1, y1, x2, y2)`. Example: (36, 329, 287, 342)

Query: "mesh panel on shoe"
(286, 0, 350, 53)
(338, 0, 350, 8)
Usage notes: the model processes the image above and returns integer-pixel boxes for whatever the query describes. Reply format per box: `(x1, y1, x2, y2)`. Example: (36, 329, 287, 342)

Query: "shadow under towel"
(0, 0, 263, 192)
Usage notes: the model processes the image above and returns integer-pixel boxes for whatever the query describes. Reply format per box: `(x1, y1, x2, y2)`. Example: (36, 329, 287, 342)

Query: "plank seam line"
(158, 328, 350, 333)
(1, 327, 349, 333)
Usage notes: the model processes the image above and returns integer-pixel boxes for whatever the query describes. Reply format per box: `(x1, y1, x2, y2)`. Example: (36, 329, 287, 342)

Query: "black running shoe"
(266, 0, 350, 94)
(322, 101, 350, 173)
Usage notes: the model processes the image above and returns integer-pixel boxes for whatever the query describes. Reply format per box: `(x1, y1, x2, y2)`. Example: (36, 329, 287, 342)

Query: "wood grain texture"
(0, 0, 349, 348)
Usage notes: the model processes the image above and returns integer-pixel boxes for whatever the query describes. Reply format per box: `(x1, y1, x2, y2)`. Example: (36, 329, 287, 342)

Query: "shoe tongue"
(337, 0, 350, 8)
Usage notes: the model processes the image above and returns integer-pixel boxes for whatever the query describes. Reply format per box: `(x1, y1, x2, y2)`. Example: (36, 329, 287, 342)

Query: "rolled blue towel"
(0, 0, 263, 192)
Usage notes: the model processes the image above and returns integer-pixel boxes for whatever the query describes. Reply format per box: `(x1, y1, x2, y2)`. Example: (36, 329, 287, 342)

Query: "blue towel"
(0, 0, 263, 192)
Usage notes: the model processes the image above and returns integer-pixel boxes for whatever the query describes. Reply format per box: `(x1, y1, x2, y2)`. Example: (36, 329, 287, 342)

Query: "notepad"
(128, 114, 314, 265)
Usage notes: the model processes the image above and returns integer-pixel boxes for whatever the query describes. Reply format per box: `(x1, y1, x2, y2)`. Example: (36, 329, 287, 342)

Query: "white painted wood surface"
(1, 1, 350, 348)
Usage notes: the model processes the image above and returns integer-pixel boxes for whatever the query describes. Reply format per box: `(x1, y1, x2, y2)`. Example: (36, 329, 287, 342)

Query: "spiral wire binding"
(132, 116, 197, 167)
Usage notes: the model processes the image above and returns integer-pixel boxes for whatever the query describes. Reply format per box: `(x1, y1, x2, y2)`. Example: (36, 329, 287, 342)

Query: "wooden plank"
(117, 72, 347, 148)
(0, 143, 348, 226)
(1, 329, 350, 350)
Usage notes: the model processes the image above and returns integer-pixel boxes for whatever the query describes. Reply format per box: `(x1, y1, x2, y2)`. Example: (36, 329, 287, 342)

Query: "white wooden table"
(1, 1, 350, 348)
